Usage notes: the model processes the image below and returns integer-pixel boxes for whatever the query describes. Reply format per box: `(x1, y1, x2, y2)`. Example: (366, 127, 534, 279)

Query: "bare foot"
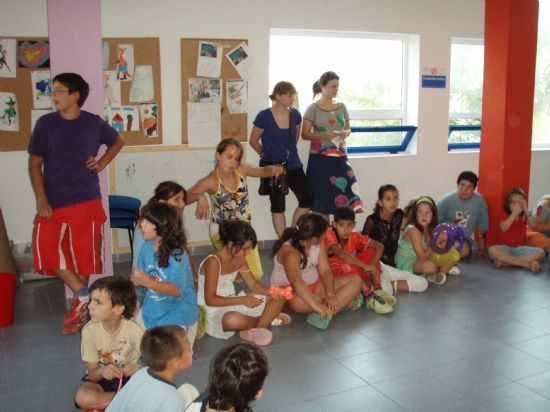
(530, 261, 541, 273)
(493, 260, 503, 269)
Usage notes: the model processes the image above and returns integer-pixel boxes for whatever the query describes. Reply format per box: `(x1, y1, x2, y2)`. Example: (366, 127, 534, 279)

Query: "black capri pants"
(264, 164, 313, 213)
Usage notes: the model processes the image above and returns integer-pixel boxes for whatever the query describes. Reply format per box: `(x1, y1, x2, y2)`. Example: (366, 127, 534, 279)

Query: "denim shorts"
(492, 244, 544, 257)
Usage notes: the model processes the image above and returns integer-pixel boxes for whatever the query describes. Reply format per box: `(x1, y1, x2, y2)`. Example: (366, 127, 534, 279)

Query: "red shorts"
(329, 248, 381, 280)
(33, 199, 106, 276)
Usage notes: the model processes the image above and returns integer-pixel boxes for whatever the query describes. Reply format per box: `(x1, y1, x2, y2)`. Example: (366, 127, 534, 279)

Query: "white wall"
(2, 0, 549, 245)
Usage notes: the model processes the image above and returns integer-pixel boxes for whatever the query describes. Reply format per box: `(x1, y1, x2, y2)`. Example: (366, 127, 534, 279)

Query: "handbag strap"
(285, 108, 293, 165)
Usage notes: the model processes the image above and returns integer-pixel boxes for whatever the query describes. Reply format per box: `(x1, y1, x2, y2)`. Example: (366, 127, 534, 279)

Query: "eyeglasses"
(52, 88, 69, 94)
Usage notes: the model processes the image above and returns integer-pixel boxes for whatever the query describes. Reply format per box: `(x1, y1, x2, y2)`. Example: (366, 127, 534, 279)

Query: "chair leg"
(128, 228, 134, 263)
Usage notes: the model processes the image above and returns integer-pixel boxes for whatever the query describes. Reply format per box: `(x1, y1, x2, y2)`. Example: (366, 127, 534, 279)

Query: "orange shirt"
(325, 227, 371, 256)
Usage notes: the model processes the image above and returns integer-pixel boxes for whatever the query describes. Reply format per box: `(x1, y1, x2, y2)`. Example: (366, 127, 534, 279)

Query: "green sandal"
(306, 312, 331, 330)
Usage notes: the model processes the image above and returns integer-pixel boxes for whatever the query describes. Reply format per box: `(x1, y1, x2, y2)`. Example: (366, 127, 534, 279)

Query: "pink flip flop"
(271, 312, 292, 327)
(239, 328, 273, 346)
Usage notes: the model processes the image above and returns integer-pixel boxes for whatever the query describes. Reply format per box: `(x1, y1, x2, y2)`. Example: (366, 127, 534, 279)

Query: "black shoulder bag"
(258, 109, 291, 196)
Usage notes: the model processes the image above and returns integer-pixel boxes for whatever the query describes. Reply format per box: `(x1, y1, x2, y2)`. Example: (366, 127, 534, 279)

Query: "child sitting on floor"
(75, 276, 143, 410)
(185, 342, 269, 412)
(325, 206, 395, 315)
(198, 221, 287, 346)
(488, 187, 545, 271)
(107, 325, 198, 412)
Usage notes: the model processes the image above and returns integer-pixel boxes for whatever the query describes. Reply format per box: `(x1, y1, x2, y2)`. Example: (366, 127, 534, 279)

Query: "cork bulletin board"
(0, 37, 162, 151)
(181, 38, 248, 145)
(0, 37, 49, 152)
(103, 37, 162, 146)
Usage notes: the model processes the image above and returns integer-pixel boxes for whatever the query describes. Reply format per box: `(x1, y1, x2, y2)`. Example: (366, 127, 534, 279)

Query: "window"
(448, 39, 484, 149)
(269, 29, 416, 153)
(533, 0, 550, 148)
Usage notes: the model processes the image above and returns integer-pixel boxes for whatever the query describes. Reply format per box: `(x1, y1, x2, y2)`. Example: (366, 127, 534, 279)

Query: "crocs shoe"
(426, 273, 447, 285)
(343, 294, 364, 311)
(239, 328, 273, 346)
(306, 312, 331, 330)
(375, 289, 397, 306)
(63, 296, 89, 325)
(366, 293, 394, 314)
(448, 266, 461, 276)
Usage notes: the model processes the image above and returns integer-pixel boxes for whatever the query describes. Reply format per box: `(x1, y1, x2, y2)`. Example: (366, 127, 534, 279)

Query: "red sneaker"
(62, 319, 85, 335)
(63, 297, 89, 325)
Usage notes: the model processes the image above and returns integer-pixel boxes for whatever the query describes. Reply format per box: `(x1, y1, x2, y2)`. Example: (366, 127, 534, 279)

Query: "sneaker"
(375, 289, 397, 306)
(62, 319, 85, 335)
(63, 296, 89, 325)
(366, 293, 394, 314)
(426, 273, 447, 285)
(448, 266, 461, 276)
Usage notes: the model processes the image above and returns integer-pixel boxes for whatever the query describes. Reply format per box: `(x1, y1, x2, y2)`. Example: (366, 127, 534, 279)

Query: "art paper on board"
(226, 80, 247, 114)
(0, 39, 16, 78)
(197, 41, 222, 78)
(187, 102, 221, 147)
(189, 78, 221, 103)
(31, 70, 52, 109)
(31, 109, 52, 131)
(102, 41, 110, 70)
(105, 106, 140, 132)
(116, 44, 134, 81)
(0, 92, 19, 131)
(103, 71, 121, 108)
(226, 42, 251, 80)
(129, 65, 154, 102)
(139, 102, 158, 138)
(18, 41, 50, 68)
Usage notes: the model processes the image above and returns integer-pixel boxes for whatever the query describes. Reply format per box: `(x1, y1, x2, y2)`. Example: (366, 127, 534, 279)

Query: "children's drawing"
(189, 78, 221, 103)
(106, 106, 139, 132)
(31, 109, 52, 131)
(102, 41, 110, 70)
(226, 80, 247, 114)
(0, 92, 19, 131)
(31, 70, 52, 109)
(197, 41, 222, 78)
(103, 71, 121, 108)
(226, 42, 251, 79)
(18, 41, 50, 68)
(129, 65, 154, 102)
(139, 102, 158, 138)
(0, 39, 16, 78)
(116, 44, 134, 81)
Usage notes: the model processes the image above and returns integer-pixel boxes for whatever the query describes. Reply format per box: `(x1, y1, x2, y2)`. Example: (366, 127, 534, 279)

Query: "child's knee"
(423, 261, 438, 274)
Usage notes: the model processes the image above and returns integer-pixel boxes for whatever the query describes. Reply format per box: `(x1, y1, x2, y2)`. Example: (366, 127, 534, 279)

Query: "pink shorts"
(33, 199, 106, 276)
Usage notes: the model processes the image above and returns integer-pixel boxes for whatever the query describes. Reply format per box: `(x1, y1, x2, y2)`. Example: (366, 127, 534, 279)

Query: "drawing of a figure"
(1, 97, 17, 125)
(0, 41, 11, 71)
(116, 47, 132, 80)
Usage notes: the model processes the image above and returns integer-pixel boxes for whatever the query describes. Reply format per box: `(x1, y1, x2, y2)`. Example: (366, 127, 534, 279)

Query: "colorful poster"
(0, 39, 16, 78)
(197, 41, 222, 78)
(31, 70, 52, 109)
(18, 41, 50, 68)
(105, 106, 139, 132)
(188, 78, 221, 103)
(226, 80, 247, 114)
(116, 44, 134, 81)
(139, 102, 158, 138)
(103, 71, 121, 108)
(31, 109, 52, 131)
(129, 65, 154, 102)
(0, 92, 19, 132)
(226, 42, 251, 80)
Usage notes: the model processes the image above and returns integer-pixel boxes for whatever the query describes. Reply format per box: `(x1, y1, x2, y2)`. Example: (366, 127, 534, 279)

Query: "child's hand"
(195, 194, 210, 220)
(314, 303, 331, 319)
(85, 156, 104, 172)
(272, 164, 284, 177)
(130, 268, 148, 286)
(511, 202, 523, 215)
(122, 363, 141, 377)
(37, 198, 53, 220)
(244, 294, 264, 308)
(362, 264, 377, 275)
(100, 364, 122, 380)
(436, 231, 449, 248)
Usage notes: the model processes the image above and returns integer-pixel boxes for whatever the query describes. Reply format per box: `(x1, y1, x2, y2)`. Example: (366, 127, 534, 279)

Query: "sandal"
(343, 293, 364, 311)
(239, 328, 273, 346)
(306, 312, 331, 330)
(270, 312, 292, 327)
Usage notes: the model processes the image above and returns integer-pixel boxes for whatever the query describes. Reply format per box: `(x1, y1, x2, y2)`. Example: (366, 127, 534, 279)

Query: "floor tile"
(469, 382, 550, 412)
(315, 385, 404, 412)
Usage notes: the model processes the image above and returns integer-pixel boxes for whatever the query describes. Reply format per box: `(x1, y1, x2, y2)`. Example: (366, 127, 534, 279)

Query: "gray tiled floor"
(1, 252, 550, 411)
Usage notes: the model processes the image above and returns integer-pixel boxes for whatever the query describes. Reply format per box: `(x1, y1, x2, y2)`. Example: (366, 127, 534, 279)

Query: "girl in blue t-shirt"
(249, 81, 313, 237)
(131, 203, 199, 348)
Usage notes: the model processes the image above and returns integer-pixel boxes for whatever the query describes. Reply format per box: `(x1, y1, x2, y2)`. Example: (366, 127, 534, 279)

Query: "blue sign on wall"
(422, 75, 446, 88)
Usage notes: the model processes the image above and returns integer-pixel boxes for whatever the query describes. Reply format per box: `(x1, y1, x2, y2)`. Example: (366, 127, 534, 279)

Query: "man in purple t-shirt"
(28, 73, 124, 334)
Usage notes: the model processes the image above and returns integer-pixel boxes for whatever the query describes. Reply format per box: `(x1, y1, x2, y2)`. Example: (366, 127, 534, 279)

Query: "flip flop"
(343, 293, 364, 311)
(306, 312, 330, 330)
(239, 328, 273, 346)
(271, 312, 292, 327)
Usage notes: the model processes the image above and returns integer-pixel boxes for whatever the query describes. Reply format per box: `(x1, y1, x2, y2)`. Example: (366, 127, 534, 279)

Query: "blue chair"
(108, 195, 141, 261)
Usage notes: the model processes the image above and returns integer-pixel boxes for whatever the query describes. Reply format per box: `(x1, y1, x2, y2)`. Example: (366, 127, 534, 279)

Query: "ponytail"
(312, 71, 339, 98)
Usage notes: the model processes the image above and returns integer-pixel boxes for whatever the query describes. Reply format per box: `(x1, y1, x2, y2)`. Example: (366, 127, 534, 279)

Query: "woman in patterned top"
(189, 138, 283, 279)
(301, 71, 364, 216)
